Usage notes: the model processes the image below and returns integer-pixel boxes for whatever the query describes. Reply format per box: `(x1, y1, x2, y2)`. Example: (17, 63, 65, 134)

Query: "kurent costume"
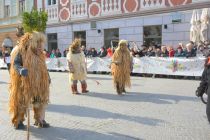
(9, 32, 50, 129)
(111, 40, 133, 95)
(67, 39, 89, 94)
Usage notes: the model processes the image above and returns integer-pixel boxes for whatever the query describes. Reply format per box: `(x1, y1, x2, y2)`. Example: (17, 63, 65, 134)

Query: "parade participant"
(111, 40, 133, 95)
(67, 39, 89, 95)
(196, 55, 210, 123)
(9, 31, 50, 129)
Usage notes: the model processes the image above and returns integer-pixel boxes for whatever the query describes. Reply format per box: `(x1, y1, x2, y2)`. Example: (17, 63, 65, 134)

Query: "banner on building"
(0, 57, 205, 76)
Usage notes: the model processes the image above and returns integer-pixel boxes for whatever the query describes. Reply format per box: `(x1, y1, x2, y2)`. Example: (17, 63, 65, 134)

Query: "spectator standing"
(50, 49, 56, 58)
(98, 47, 107, 58)
(186, 43, 196, 58)
(178, 43, 187, 56)
(107, 47, 113, 57)
(55, 49, 62, 58)
(139, 45, 147, 57)
(3, 47, 11, 71)
(43, 49, 49, 58)
(86, 48, 92, 57)
(146, 46, 155, 57)
(90, 48, 97, 57)
(174, 47, 185, 57)
(63, 48, 69, 57)
(81, 45, 88, 56)
(167, 46, 175, 57)
(130, 48, 136, 57)
(197, 44, 209, 57)
(155, 48, 162, 57)
(133, 47, 141, 57)
(204, 41, 210, 48)
(161, 45, 169, 57)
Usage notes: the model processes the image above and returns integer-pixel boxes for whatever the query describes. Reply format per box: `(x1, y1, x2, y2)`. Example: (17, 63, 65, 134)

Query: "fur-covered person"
(9, 32, 50, 129)
(67, 39, 89, 94)
(196, 56, 210, 123)
(111, 40, 133, 95)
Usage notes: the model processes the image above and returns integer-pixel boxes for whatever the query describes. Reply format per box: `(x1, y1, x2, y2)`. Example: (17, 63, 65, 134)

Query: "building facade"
(0, 0, 44, 48)
(0, 0, 210, 54)
(45, 0, 210, 54)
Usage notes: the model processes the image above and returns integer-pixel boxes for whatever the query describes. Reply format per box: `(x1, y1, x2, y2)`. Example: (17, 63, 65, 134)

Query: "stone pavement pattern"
(0, 70, 210, 140)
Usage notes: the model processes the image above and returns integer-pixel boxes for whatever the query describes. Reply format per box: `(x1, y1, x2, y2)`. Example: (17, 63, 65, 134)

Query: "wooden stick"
(27, 107, 30, 140)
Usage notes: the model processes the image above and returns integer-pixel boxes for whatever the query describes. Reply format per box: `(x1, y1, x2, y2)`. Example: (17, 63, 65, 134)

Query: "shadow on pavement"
(30, 126, 142, 140)
(47, 104, 165, 126)
(83, 92, 198, 104)
(0, 81, 9, 85)
(87, 76, 112, 81)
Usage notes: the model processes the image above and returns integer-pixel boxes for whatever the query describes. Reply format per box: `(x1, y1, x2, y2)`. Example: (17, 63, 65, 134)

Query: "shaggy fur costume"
(111, 40, 132, 94)
(9, 32, 50, 127)
(67, 39, 88, 94)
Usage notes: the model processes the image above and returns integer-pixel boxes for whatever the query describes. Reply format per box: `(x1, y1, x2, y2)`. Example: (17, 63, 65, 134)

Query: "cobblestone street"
(0, 70, 210, 140)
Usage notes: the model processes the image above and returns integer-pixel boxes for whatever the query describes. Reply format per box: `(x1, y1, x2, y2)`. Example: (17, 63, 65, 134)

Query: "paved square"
(0, 70, 210, 140)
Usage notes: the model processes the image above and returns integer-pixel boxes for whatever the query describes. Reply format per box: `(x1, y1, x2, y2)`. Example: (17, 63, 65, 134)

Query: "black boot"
(116, 83, 122, 95)
(15, 121, 25, 130)
(122, 88, 126, 93)
(34, 120, 50, 128)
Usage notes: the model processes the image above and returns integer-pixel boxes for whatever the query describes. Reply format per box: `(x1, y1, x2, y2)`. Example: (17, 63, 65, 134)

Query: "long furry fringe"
(111, 47, 132, 89)
(8, 33, 49, 125)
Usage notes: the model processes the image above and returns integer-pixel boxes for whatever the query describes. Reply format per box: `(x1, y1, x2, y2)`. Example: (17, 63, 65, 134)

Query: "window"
(74, 31, 86, 47)
(4, 4, 10, 18)
(19, 0, 25, 15)
(52, 0, 56, 4)
(48, 0, 51, 5)
(104, 28, 119, 48)
(47, 33, 58, 52)
(48, 0, 56, 5)
(143, 25, 162, 46)
(4, 5, 10, 17)
(4, 0, 10, 18)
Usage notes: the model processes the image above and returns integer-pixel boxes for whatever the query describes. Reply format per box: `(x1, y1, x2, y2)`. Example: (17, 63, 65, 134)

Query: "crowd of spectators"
(130, 41, 210, 58)
(1, 41, 209, 80)
(1, 41, 209, 59)
(43, 48, 62, 58)
(75, 41, 210, 59)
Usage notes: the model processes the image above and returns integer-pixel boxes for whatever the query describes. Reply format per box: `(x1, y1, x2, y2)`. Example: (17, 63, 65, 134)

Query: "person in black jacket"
(186, 43, 196, 58)
(90, 48, 98, 57)
(98, 47, 107, 58)
(196, 56, 210, 123)
(146, 46, 155, 57)
(161, 45, 169, 57)
(55, 49, 62, 58)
